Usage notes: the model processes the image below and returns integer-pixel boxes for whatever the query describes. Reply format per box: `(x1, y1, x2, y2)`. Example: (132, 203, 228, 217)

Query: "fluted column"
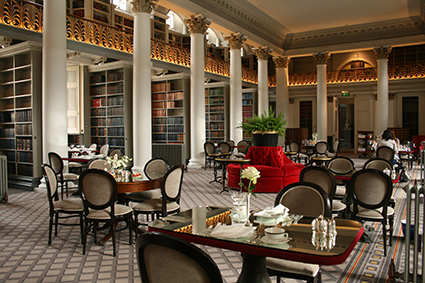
(274, 56, 290, 145)
(131, 0, 156, 172)
(374, 46, 392, 136)
(42, 0, 67, 161)
(313, 52, 330, 141)
(185, 15, 211, 168)
(254, 46, 272, 114)
(225, 33, 247, 143)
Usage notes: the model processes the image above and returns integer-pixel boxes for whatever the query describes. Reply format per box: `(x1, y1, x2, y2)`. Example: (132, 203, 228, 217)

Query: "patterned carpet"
(0, 159, 418, 283)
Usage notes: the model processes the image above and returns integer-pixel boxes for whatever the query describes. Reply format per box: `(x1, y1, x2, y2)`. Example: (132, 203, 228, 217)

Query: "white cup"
(265, 227, 289, 241)
(192, 206, 206, 235)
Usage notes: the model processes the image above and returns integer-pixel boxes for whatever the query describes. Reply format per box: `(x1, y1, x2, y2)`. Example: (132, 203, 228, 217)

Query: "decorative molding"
(131, 0, 157, 13)
(253, 46, 272, 61)
(313, 52, 330, 65)
(274, 56, 290, 69)
(224, 33, 247, 50)
(373, 46, 392, 60)
(184, 14, 211, 35)
(205, 0, 284, 44)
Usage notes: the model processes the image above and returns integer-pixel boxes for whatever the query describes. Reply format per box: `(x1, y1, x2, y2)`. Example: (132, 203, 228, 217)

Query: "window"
(112, 0, 127, 11)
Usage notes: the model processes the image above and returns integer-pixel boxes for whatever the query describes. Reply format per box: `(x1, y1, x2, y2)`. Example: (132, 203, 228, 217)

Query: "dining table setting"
(148, 204, 363, 283)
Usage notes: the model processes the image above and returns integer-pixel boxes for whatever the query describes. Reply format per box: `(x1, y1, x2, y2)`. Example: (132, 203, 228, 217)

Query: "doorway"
(338, 100, 355, 150)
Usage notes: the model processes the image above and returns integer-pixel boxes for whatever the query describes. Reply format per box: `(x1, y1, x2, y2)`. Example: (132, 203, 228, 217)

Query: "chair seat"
(69, 162, 83, 168)
(87, 204, 133, 220)
(349, 205, 395, 219)
(332, 199, 346, 212)
(61, 172, 79, 181)
(53, 198, 84, 211)
(133, 199, 180, 213)
(334, 186, 346, 198)
(125, 189, 162, 202)
(266, 258, 320, 277)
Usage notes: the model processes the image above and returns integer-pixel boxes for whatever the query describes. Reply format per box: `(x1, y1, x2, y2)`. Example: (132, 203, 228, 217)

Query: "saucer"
(261, 235, 291, 245)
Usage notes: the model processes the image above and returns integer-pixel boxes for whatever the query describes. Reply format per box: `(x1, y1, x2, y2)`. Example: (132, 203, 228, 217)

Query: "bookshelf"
(88, 61, 133, 156)
(69, 0, 113, 25)
(151, 74, 189, 144)
(242, 88, 256, 141)
(357, 130, 374, 154)
(0, 42, 42, 188)
(168, 30, 190, 49)
(113, 9, 134, 32)
(152, 15, 167, 42)
(205, 82, 229, 144)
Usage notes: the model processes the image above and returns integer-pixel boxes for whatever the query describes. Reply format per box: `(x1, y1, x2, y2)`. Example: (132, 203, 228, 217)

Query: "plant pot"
(252, 132, 279, 146)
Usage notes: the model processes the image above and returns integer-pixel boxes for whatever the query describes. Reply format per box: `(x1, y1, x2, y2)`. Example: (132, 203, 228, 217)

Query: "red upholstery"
(227, 146, 304, 193)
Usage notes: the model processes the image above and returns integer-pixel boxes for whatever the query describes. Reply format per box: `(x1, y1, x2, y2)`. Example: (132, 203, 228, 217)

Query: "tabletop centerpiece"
(105, 154, 132, 181)
(237, 106, 287, 146)
(238, 166, 261, 222)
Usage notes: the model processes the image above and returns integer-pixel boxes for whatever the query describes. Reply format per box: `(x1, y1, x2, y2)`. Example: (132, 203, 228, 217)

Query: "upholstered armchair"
(227, 146, 304, 193)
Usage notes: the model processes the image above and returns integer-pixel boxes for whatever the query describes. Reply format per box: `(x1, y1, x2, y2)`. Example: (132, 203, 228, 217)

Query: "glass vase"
(245, 193, 251, 223)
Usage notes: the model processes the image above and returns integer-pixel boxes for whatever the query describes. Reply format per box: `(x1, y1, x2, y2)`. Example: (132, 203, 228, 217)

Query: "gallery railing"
(1, 0, 423, 87)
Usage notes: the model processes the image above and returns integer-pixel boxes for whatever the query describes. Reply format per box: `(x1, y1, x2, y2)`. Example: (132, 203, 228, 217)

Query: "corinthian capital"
(274, 56, 290, 68)
(313, 52, 330, 65)
(224, 33, 247, 50)
(373, 46, 392, 60)
(184, 14, 211, 35)
(253, 46, 272, 61)
(131, 0, 157, 13)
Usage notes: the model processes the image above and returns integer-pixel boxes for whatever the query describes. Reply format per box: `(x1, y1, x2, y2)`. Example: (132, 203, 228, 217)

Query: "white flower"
(240, 166, 261, 195)
(105, 155, 132, 170)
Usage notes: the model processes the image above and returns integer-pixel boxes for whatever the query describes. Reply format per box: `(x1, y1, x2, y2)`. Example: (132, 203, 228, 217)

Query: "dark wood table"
(149, 207, 363, 283)
(215, 158, 251, 195)
(309, 156, 332, 167)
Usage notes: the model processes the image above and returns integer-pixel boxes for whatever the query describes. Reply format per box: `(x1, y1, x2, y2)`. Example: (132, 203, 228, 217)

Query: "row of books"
(17, 164, 33, 176)
(91, 108, 106, 116)
(91, 118, 107, 126)
(17, 151, 33, 163)
(206, 131, 225, 138)
(206, 88, 225, 96)
(0, 112, 13, 123)
(90, 117, 124, 127)
(207, 97, 225, 104)
(90, 84, 124, 96)
(243, 112, 253, 118)
(0, 128, 15, 138)
(16, 138, 32, 150)
(152, 116, 183, 125)
(90, 86, 106, 96)
(208, 105, 225, 113)
(242, 100, 253, 105)
(91, 127, 106, 136)
(91, 137, 107, 145)
(0, 139, 15, 149)
(242, 93, 254, 99)
(109, 137, 125, 146)
(90, 74, 106, 84)
(206, 123, 225, 130)
(152, 125, 184, 133)
(152, 109, 167, 117)
(207, 114, 225, 121)
(5, 151, 15, 161)
(152, 91, 184, 101)
(242, 105, 254, 112)
(7, 164, 16, 175)
(92, 98, 106, 107)
(108, 127, 125, 136)
(152, 82, 172, 93)
(107, 96, 124, 106)
(16, 110, 32, 122)
(152, 133, 184, 142)
(152, 101, 180, 109)
(107, 107, 124, 116)
(16, 124, 32, 135)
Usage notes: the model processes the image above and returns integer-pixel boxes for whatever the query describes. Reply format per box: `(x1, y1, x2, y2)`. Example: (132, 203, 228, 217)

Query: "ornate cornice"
(184, 14, 211, 35)
(253, 46, 272, 61)
(373, 46, 392, 60)
(205, 0, 284, 45)
(274, 56, 290, 68)
(131, 0, 157, 13)
(224, 33, 247, 50)
(313, 52, 330, 65)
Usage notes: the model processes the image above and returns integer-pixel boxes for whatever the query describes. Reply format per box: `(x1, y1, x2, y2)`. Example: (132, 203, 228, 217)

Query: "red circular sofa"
(227, 146, 304, 193)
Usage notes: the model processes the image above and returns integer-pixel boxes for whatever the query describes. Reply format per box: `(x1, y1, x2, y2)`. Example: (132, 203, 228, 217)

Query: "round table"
(214, 158, 251, 195)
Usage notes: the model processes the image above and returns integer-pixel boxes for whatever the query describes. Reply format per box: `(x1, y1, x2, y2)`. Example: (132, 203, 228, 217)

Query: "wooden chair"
(87, 158, 112, 171)
(233, 140, 250, 158)
(204, 141, 216, 170)
(79, 169, 133, 256)
(48, 152, 79, 199)
(133, 164, 184, 226)
(327, 156, 356, 199)
(326, 140, 340, 158)
(267, 181, 331, 283)
(99, 144, 109, 157)
(217, 141, 231, 154)
(314, 141, 328, 157)
(42, 164, 84, 246)
(363, 157, 393, 171)
(136, 232, 223, 283)
(108, 148, 122, 158)
(125, 157, 169, 203)
(348, 169, 394, 256)
(289, 140, 309, 164)
(376, 145, 395, 164)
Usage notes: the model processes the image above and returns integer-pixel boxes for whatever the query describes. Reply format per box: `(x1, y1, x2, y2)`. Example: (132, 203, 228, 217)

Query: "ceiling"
(160, 0, 425, 57)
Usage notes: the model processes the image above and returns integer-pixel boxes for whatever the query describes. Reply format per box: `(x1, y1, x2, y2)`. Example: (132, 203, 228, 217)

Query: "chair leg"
(382, 219, 387, 256)
(80, 214, 84, 246)
(49, 215, 53, 245)
(55, 214, 59, 236)
(111, 222, 116, 257)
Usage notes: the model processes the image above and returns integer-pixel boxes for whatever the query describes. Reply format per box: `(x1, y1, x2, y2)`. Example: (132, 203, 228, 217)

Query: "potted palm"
(237, 106, 287, 146)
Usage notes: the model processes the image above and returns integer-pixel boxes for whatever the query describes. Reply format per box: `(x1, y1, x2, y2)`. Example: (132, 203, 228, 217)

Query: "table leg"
(236, 253, 272, 283)
(209, 158, 222, 184)
(218, 163, 229, 195)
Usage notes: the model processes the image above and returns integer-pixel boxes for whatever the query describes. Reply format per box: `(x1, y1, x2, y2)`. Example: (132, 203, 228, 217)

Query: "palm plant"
(238, 106, 287, 138)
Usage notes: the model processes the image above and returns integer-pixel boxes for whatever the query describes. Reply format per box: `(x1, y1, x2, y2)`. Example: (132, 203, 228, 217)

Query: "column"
(254, 46, 272, 114)
(42, 0, 67, 161)
(373, 46, 392, 136)
(131, 0, 156, 172)
(313, 52, 330, 141)
(185, 15, 211, 168)
(225, 33, 247, 143)
(274, 56, 290, 145)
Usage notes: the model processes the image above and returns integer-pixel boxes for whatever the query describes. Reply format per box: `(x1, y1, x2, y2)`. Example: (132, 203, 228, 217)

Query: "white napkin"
(254, 204, 289, 217)
(210, 223, 255, 239)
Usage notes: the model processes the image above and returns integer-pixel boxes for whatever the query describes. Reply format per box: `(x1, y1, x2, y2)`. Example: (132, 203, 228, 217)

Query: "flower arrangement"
(105, 155, 132, 170)
(239, 166, 261, 196)
(312, 132, 318, 141)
